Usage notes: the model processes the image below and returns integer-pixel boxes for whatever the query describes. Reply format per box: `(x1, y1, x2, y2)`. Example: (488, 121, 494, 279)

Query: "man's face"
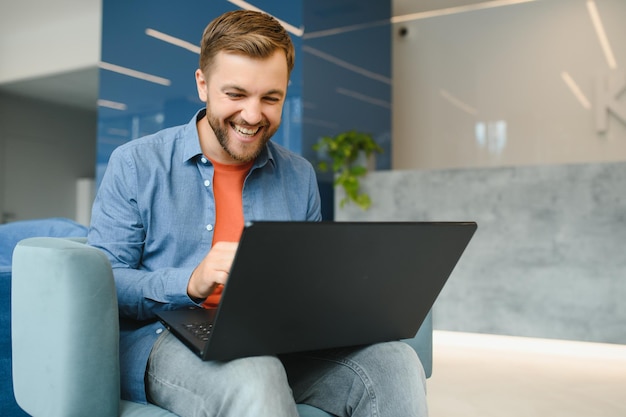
(195, 50, 289, 164)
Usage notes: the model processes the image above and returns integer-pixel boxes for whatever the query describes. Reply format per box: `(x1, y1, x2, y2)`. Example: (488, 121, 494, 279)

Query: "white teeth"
(234, 124, 259, 136)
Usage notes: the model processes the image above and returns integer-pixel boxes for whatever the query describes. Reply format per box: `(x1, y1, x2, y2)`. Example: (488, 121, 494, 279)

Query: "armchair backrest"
(0, 218, 88, 267)
(12, 237, 121, 417)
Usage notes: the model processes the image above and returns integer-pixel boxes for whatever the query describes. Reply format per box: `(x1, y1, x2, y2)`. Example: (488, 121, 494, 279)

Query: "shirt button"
(201, 157, 208, 164)
(156, 328, 163, 335)
(204, 179, 211, 187)
(206, 224, 213, 231)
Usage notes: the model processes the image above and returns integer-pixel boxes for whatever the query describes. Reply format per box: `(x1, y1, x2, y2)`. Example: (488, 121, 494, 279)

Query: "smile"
(231, 123, 260, 137)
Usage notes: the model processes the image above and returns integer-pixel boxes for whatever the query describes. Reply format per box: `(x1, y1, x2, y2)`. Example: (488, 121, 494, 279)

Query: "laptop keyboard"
(183, 322, 213, 341)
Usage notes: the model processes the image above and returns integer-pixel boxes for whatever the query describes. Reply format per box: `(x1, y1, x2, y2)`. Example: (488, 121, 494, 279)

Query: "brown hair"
(199, 10, 295, 76)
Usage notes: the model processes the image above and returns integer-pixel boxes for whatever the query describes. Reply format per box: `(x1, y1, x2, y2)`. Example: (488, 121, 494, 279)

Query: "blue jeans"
(146, 330, 428, 417)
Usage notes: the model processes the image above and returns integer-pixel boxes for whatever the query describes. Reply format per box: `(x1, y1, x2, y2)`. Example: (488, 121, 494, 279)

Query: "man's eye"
(264, 97, 280, 103)
(226, 93, 243, 98)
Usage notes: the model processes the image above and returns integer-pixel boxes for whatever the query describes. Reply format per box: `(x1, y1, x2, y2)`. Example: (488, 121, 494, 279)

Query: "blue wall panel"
(302, 1, 391, 168)
(97, 0, 391, 218)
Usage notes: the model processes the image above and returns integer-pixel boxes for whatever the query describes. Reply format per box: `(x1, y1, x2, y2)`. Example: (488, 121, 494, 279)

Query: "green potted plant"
(313, 130, 383, 210)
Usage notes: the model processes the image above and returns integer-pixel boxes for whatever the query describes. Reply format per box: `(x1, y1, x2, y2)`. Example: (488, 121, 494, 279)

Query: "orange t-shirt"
(202, 158, 253, 309)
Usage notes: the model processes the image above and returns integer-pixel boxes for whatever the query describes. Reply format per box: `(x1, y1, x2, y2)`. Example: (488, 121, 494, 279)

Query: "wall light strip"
(586, 0, 617, 70)
(336, 87, 391, 109)
(561, 71, 591, 110)
(97, 99, 127, 111)
(99, 62, 171, 86)
(303, 46, 391, 85)
(434, 330, 626, 362)
(304, 19, 389, 40)
(227, 0, 304, 37)
(392, 0, 536, 23)
(302, 117, 340, 129)
(145, 28, 200, 54)
(440, 89, 478, 115)
(105, 128, 130, 137)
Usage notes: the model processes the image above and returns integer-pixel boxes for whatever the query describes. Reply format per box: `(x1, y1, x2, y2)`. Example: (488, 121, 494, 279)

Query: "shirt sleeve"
(306, 163, 323, 222)
(88, 147, 196, 321)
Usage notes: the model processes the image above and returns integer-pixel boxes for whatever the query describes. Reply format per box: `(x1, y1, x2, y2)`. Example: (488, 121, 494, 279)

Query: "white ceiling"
(0, 0, 101, 109)
(0, 68, 99, 110)
(0, 0, 95, 37)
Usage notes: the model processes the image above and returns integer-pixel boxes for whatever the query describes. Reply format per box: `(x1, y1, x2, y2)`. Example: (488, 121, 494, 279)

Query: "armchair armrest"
(403, 310, 433, 378)
(12, 237, 121, 416)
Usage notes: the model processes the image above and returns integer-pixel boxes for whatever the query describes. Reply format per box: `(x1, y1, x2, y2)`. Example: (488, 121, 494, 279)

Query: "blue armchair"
(8, 221, 432, 417)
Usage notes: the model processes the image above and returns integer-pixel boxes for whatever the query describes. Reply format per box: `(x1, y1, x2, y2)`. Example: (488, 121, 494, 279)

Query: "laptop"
(156, 221, 476, 361)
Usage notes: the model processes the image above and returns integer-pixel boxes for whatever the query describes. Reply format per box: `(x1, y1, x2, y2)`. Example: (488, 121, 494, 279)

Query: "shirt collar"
(181, 109, 206, 163)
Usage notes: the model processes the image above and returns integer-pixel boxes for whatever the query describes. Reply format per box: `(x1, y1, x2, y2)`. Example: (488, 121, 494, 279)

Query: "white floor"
(426, 331, 626, 417)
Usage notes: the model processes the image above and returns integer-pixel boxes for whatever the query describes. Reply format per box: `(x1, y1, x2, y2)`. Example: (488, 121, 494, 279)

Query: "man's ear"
(195, 69, 208, 102)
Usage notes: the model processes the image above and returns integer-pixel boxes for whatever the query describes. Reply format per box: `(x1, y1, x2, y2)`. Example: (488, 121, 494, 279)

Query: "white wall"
(0, 93, 97, 223)
(392, 0, 626, 170)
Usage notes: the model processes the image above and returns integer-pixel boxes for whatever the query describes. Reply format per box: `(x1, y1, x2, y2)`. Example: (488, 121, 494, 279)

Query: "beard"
(206, 107, 278, 164)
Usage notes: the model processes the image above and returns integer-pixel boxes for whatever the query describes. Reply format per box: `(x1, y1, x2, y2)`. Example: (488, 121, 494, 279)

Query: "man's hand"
(187, 241, 238, 300)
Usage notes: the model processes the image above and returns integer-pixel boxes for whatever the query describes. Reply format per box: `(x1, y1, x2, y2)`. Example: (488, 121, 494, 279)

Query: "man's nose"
(240, 100, 263, 125)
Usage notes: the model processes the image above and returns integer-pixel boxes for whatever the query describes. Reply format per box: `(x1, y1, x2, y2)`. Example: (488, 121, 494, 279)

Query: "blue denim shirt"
(88, 109, 321, 402)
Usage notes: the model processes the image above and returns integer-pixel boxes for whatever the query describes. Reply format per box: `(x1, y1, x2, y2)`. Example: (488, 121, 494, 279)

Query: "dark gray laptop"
(156, 221, 476, 361)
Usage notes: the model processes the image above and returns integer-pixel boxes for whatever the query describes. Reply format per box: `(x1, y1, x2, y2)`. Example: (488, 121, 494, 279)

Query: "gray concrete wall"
(335, 162, 626, 344)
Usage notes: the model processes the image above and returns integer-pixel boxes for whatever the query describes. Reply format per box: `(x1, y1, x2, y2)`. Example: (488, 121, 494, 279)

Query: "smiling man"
(88, 10, 428, 417)
(195, 51, 286, 164)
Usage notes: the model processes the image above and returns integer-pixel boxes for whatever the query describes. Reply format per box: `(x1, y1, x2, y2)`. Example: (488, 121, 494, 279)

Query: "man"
(89, 10, 428, 417)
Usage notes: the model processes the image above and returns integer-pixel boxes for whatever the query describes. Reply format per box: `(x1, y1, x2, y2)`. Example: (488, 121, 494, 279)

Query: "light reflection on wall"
(475, 120, 507, 156)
